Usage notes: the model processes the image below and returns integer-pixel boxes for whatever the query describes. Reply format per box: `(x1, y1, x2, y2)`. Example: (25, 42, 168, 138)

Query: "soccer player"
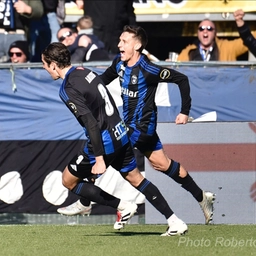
(57, 26, 216, 234)
(100, 26, 215, 232)
(42, 42, 188, 236)
(100, 26, 215, 231)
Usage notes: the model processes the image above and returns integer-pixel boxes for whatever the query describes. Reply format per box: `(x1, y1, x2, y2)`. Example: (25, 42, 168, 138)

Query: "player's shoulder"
(140, 54, 162, 73)
(70, 66, 97, 79)
(72, 66, 90, 74)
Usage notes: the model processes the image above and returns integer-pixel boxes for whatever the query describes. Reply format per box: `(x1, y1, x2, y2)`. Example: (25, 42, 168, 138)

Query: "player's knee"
(62, 167, 77, 190)
(150, 159, 170, 171)
(123, 168, 144, 187)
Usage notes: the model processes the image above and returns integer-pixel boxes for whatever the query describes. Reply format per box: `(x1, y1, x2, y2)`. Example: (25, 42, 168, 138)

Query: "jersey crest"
(131, 75, 138, 84)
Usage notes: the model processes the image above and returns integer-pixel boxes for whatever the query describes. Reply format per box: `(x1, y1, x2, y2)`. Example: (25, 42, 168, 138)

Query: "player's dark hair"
(123, 25, 148, 53)
(42, 42, 71, 69)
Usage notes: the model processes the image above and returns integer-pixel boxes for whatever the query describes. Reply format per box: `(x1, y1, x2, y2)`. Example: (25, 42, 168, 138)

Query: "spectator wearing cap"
(0, 0, 43, 63)
(7, 40, 30, 63)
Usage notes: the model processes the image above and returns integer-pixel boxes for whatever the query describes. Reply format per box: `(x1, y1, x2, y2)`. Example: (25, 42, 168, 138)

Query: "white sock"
(167, 214, 179, 225)
(117, 200, 129, 211)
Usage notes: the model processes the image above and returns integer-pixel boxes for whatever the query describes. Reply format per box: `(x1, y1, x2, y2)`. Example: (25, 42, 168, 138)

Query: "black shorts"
(68, 142, 137, 179)
(128, 127, 163, 154)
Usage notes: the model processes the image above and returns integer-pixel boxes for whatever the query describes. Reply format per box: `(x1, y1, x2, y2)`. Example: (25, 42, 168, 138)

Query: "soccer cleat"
(199, 191, 216, 224)
(161, 218, 188, 236)
(57, 200, 92, 216)
(114, 202, 137, 230)
(113, 211, 124, 230)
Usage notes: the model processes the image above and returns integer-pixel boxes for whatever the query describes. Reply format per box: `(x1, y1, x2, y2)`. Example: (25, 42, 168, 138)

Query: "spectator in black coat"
(234, 9, 256, 57)
(74, 0, 136, 56)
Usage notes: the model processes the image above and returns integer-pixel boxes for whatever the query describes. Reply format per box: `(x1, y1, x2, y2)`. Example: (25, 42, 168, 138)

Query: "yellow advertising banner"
(65, 1, 256, 16)
(133, 0, 256, 14)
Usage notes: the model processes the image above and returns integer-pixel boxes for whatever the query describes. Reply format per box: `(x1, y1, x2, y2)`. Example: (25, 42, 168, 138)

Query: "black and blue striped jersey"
(100, 54, 191, 135)
(59, 66, 129, 156)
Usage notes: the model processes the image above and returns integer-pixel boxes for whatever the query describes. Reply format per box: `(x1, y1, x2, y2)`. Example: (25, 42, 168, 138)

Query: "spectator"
(234, 9, 256, 57)
(56, 0, 66, 26)
(74, 0, 136, 55)
(176, 19, 250, 61)
(7, 40, 30, 63)
(30, 0, 61, 62)
(0, 0, 43, 63)
(76, 15, 93, 35)
(57, 27, 109, 62)
(7, 40, 30, 92)
(76, 15, 105, 49)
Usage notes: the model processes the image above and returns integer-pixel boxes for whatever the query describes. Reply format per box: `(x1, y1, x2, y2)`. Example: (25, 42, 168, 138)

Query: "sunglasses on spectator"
(198, 26, 215, 32)
(58, 31, 73, 42)
(9, 52, 23, 57)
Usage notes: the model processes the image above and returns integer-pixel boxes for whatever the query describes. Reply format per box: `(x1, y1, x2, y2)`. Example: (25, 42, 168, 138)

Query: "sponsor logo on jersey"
(160, 69, 171, 79)
(85, 71, 96, 83)
(121, 87, 138, 98)
(112, 120, 127, 140)
(68, 101, 78, 114)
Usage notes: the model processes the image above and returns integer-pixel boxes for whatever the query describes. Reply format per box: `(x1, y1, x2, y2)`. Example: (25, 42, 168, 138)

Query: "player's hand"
(91, 156, 106, 175)
(175, 113, 188, 124)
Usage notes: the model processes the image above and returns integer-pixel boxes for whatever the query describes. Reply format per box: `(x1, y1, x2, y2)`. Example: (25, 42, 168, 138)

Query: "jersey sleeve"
(158, 67, 191, 115)
(100, 58, 119, 85)
(64, 73, 105, 156)
(80, 112, 105, 156)
(237, 23, 256, 57)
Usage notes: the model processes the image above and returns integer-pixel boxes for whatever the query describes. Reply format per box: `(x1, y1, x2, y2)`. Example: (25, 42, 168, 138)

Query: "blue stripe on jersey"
(147, 111, 156, 135)
(140, 57, 160, 75)
(135, 72, 145, 122)
(101, 130, 115, 154)
(83, 145, 96, 165)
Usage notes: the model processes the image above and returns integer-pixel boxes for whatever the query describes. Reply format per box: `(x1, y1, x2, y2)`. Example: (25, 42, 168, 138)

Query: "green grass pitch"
(0, 224, 255, 256)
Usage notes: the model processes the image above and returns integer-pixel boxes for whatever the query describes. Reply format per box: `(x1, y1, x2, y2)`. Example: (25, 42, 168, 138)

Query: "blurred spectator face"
(57, 28, 77, 46)
(9, 47, 27, 63)
(197, 20, 216, 49)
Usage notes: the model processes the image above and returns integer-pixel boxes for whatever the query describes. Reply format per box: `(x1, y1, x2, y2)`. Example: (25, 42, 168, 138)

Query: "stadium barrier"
(0, 61, 255, 224)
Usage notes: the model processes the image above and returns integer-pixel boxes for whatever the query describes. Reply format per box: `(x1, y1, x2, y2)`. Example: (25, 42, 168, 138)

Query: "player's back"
(62, 67, 129, 152)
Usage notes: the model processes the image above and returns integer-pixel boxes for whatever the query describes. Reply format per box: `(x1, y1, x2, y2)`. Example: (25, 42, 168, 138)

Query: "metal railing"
(1, 60, 256, 69)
